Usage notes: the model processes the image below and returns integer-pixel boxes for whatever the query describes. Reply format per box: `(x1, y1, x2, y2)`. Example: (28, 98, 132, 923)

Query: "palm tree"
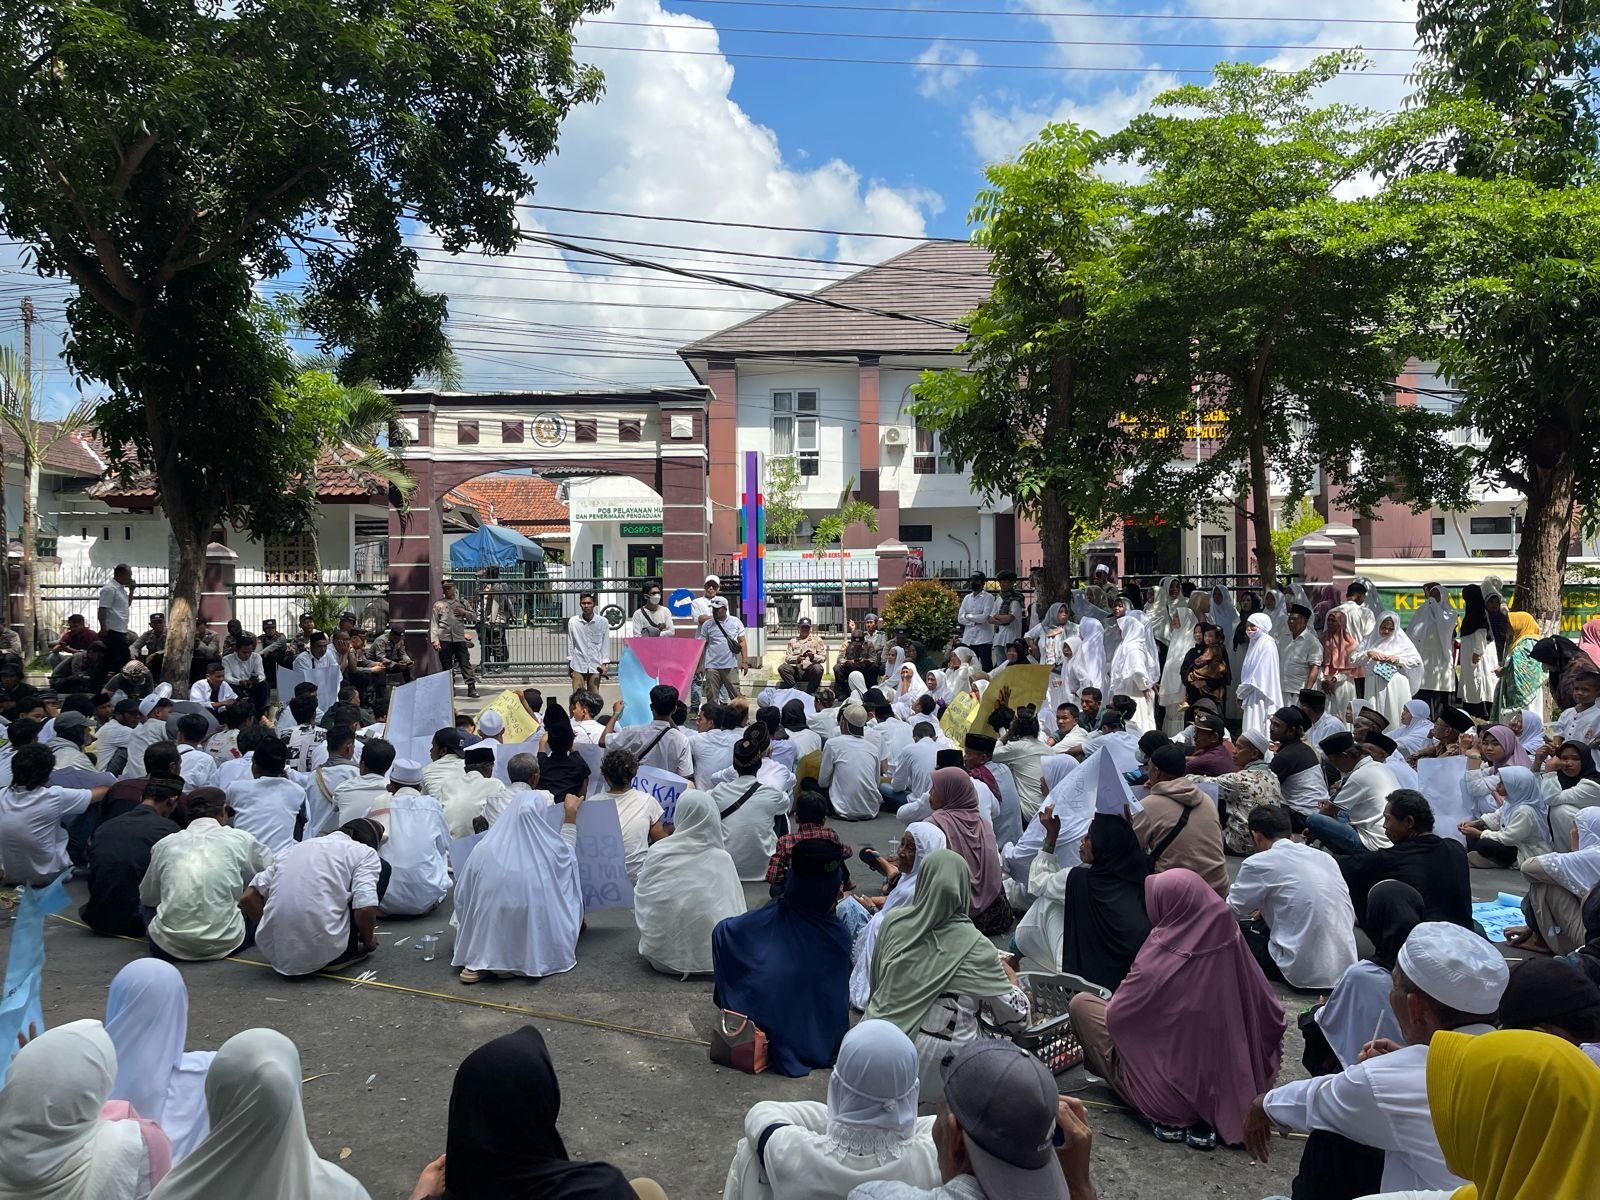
(0, 347, 98, 655)
(811, 477, 879, 637)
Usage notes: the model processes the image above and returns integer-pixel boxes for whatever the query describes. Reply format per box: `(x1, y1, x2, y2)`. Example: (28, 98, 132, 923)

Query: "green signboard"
(1375, 585, 1600, 636)
(620, 522, 663, 537)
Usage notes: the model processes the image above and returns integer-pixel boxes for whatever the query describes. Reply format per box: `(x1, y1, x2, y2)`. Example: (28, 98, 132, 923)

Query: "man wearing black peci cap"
(1410, 705, 1474, 764)
(1280, 603, 1324, 697)
(1297, 687, 1348, 751)
(1268, 705, 1328, 829)
(1310, 732, 1397, 855)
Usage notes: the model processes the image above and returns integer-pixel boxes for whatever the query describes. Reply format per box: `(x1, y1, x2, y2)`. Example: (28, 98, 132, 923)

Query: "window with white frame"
(913, 416, 956, 475)
(772, 390, 820, 476)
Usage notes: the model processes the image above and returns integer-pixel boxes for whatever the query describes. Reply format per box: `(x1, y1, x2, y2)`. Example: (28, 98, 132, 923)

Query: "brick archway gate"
(386, 388, 711, 670)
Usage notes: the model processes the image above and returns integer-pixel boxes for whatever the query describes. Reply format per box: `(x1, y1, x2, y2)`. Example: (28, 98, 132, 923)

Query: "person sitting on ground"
(768, 787, 853, 899)
(816, 701, 882, 821)
(602, 683, 695, 778)
(1183, 712, 1234, 777)
(187, 659, 236, 717)
(1459, 763, 1557, 870)
(102, 959, 216, 1162)
(49, 709, 97, 771)
(962, 730, 1022, 852)
(452, 785, 583, 985)
(725, 1019, 939, 1200)
(378, 775, 451, 918)
(171, 712, 218, 791)
(865, 850, 1030, 1102)
(1226, 804, 1358, 990)
(1407, 703, 1475, 765)
(848, 1038, 1098, 1200)
(0, 742, 111, 885)
(96, 698, 144, 776)
(223, 737, 304, 860)
(80, 776, 182, 938)
(633, 789, 745, 977)
(278, 692, 327, 775)
(1266, 706, 1329, 828)
(0, 1020, 173, 1200)
(408, 1025, 664, 1200)
(1244, 920, 1509, 1199)
(1213, 729, 1285, 855)
(1133, 743, 1229, 897)
(924, 767, 1011, 936)
(241, 817, 386, 978)
(140, 788, 273, 962)
(1070, 869, 1285, 1151)
(302, 723, 359, 837)
(423, 727, 496, 838)
(489, 753, 551, 825)
(1496, 956, 1600, 1065)
(537, 699, 591, 801)
(850, 823, 947, 1011)
(149, 1027, 370, 1199)
(1511, 805, 1600, 955)
(714, 838, 854, 1077)
(713, 730, 793, 882)
(1042, 807, 1151, 990)
(1338, 789, 1473, 933)
(1312, 731, 1397, 856)
(596, 747, 669, 884)
(325, 736, 396, 833)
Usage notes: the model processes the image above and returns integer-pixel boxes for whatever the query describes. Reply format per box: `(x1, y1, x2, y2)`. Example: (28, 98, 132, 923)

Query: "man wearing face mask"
(630, 583, 674, 637)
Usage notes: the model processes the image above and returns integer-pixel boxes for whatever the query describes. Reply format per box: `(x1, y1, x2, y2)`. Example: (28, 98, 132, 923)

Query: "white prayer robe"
(378, 791, 451, 916)
(820, 734, 882, 819)
(1225, 839, 1358, 989)
(1407, 598, 1457, 694)
(1333, 758, 1398, 850)
(1237, 615, 1283, 742)
(1280, 629, 1324, 698)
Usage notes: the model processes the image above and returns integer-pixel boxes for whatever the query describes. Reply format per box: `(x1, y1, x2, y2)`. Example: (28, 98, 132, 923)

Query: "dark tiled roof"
(679, 241, 993, 360)
(2, 426, 112, 478)
(89, 446, 385, 505)
(447, 476, 568, 528)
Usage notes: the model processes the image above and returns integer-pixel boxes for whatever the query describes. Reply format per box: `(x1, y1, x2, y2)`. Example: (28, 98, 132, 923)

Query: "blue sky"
(2, 0, 1423, 403)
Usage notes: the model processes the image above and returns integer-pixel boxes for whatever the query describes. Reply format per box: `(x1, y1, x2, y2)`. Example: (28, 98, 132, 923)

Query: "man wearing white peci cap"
(475, 709, 505, 742)
(1244, 921, 1509, 1199)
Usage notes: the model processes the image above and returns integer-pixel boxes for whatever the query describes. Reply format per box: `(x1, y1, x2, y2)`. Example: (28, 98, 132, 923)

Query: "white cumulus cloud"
(915, 41, 981, 98)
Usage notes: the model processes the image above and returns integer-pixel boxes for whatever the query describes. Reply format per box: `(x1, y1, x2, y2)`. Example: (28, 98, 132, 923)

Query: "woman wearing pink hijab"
(1580, 617, 1600, 672)
(926, 767, 1009, 936)
(1068, 870, 1285, 1149)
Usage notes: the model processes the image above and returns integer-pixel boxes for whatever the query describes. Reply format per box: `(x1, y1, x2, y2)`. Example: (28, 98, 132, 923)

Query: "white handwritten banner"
(631, 764, 689, 826)
(538, 797, 635, 912)
(491, 739, 542, 784)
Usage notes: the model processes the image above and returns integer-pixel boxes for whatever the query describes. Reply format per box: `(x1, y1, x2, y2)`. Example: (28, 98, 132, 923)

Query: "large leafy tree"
(1104, 55, 1465, 590)
(0, 0, 606, 675)
(1400, 0, 1600, 623)
(911, 124, 1192, 606)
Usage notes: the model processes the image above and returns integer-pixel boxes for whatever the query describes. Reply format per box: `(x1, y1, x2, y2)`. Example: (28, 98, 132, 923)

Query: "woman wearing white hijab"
(1516, 808, 1600, 955)
(1406, 582, 1459, 711)
(1027, 602, 1075, 667)
(721, 1019, 937, 1200)
(943, 647, 983, 702)
(1262, 588, 1290, 650)
(1392, 699, 1434, 758)
(0, 1020, 170, 1200)
(849, 822, 947, 1011)
(148, 1028, 368, 1200)
(104, 961, 214, 1163)
(1157, 597, 1198, 735)
(1236, 613, 1284, 742)
(634, 789, 747, 976)
(1351, 612, 1424, 728)
(891, 663, 928, 722)
(1108, 610, 1160, 733)
(1069, 617, 1106, 701)
(452, 790, 583, 982)
(1012, 755, 1084, 971)
(846, 671, 870, 704)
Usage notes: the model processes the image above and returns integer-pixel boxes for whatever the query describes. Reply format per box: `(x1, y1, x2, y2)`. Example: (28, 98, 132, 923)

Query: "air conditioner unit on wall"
(883, 426, 909, 446)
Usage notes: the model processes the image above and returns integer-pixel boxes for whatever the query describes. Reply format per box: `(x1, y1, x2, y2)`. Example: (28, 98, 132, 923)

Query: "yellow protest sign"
(968, 664, 1053, 739)
(940, 691, 979, 743)
(476, 689, 541, 744)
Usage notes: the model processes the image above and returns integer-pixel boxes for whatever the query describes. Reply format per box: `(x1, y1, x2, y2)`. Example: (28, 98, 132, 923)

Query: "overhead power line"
(665, 0, 1417, 24)
(514, 202, 964, 243)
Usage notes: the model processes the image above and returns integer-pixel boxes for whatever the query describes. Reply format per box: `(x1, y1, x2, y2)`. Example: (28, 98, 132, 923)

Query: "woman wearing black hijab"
(1059, 813, 1152, 992)
(411, 1025, 653, 1199)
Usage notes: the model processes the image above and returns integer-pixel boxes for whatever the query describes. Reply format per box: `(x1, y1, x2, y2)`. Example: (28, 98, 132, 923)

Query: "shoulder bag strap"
(719, 781, 762, 819)
(1147, 803, 1194, 870)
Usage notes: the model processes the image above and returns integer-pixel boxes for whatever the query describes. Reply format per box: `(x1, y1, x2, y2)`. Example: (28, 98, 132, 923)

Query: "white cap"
(705, 573, 720, 586)
(477, 710, 505, 736)
(389, 758, 424, 786)
(1398, 922, 1510, 1015)
(1093, 747, 1133, 816)
(1240, 728, 1272, 758)
(138, 683, 174, 717)
(711, 595, 729, 610)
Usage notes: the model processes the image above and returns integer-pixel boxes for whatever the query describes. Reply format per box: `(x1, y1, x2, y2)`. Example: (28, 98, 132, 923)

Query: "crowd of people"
(6, 564, 1600, 1199)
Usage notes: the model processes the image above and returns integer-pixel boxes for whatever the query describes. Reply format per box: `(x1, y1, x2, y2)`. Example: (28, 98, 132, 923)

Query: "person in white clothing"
(1332, 578, 1378, 644)
(711, 731, 792, 880)
(691, 704, 743, 787)
(956, 573, 996, 671)
(0, 744, 111, 884)
(171, 712, 219, 791)
(566, 591, 610, 692)
(699, 596, 749, 704)
(889, 723, 940, 808)
(1227, 805, 1358, 990)
(224, 738, 306, 860)
(319, 733, 390, 834)
(1279, 604, 1324, 698)
(724, 1019, 939, 1200)
(1407, 582, 1458, 712)
(278, 693, 328, 775)
(102, 958, 217, 1163)
(1245, 921, 1510, 1199)
(568, 692, 608, 745)
(378, 787, 451, 917)
(603, 685, 696, 778)
(597, 746, 668, 883)
(634, 789, 745, 976)
(1237, 613, 1283, 743)
(629, 583, 675, 637)
(187, 659, 237, 715)
(290, 631, 343, 718)
(140, 789, 273, 961)
(817, 703, 881, 820)
(1312, 733, 1398, 855)
(242, 817, 385, 977)
(1352, 614, 1425, 729)
(1107, 610, 1160, 733)
(122, 690, 176, 779)
(422, 727, 495, 837)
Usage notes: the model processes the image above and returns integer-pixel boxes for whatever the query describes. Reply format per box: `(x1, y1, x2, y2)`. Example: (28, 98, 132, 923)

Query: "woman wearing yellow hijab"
(1426, 1028, 1600, 1200)
(1492, 612, 1544, 715)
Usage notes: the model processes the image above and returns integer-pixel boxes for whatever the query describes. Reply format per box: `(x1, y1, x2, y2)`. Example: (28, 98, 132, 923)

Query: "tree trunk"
(1247, 422, 1276, 593)
(1515, 446, 1575, 630)
(20, 449, 37, 656)
(1038, 489, 1075, 609)
(160, 484, 212, 687)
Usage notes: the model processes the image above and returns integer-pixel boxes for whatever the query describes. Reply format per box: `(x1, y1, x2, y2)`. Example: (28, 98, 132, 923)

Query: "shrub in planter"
(881, 579, 960, 669)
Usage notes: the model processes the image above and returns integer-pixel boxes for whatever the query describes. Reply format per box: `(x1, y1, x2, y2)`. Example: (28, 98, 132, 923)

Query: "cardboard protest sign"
(538, 797, 635, 911)
(969, 664, 1053, 737)
(575, 742, 604, 796)
(632, 764, 689, 826)
(491, 739, 542, 785)
(385, 672, 456, 767)
(1416, 757, 1475, 845)
(939, 692, 978, 743)
(475, 689, 541, 745)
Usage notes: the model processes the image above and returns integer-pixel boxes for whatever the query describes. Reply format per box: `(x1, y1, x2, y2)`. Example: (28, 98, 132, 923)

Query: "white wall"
(734, 363, 861, 507)
(1430, 501, 1522, 560)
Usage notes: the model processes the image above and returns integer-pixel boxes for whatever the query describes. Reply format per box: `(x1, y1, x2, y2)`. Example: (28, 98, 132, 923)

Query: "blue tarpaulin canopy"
(449, 523, 545, 569)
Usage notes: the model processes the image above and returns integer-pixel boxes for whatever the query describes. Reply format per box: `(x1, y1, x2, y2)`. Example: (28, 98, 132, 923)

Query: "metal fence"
(230, 574, 388, 635)
(34, 565, 170, 640)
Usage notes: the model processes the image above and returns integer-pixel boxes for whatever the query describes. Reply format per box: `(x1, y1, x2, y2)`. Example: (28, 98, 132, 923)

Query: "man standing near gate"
(431, 580, 478, 699)
(567, 592, 610, 694)
(97, 563, 135, 672)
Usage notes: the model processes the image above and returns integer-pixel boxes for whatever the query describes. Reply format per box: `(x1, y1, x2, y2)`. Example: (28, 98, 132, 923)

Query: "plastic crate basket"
(980, 971, 1110, 1075)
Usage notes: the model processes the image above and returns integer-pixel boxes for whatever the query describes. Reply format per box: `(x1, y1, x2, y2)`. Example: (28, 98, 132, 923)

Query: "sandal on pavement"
(1185, 1123, 1217, 1151)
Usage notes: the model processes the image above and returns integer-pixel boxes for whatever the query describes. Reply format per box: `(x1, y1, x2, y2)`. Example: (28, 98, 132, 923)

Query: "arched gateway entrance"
(386, 387, 711, 668)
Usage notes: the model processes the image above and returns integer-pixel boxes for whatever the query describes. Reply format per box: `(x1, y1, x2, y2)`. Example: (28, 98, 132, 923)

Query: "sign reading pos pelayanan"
(1375, 585, 1600, 636)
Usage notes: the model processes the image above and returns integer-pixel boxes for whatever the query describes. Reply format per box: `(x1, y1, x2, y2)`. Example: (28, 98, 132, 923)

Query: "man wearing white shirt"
(1247, 922, 1509, 1198)
(225, 737, 306, 859)
(96, 562, 134, 671)
(1228, 805, 1358, 989)
(887, 722, 940, 805)
(698, 596, 748, 704)
(1313, 733, 1398, 854)
(279, 694, 328, 775)
(603, 685, 695, 778)
(242, 817, 386, 977)
(1280, 605, 1324, 697)
(629, 584, 674, 637)
(329, 739, 398, 831)
(567, 693, 607, 745)
(867, 694, 913, 776)
(306, 725, 364, 836)
(710, 733, 792, 880)
(140, 789, 274, 961)
(0, 745, 110, 884)
(1296, 688, 1348, 754)
(957, 572, 996, 670)
(222, 633, 269, 714)
(489, 753, 555, 825)
(817, 702, 880, 820)
(690, 704, 742, 787)
(173, 712, 219, 791)
(122, 691, 175, 779)
(290, 631, 343, 718)
(94, 699, 141, 776)
(566, 592, 610, 693)
(993, 711, 1049, 820)
(188, 660, 237, 715)
(378, 784, 451, 917)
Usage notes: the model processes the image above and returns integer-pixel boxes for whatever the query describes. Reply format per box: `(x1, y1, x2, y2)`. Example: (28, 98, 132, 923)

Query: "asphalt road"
(4, 809, 1528, 1200)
